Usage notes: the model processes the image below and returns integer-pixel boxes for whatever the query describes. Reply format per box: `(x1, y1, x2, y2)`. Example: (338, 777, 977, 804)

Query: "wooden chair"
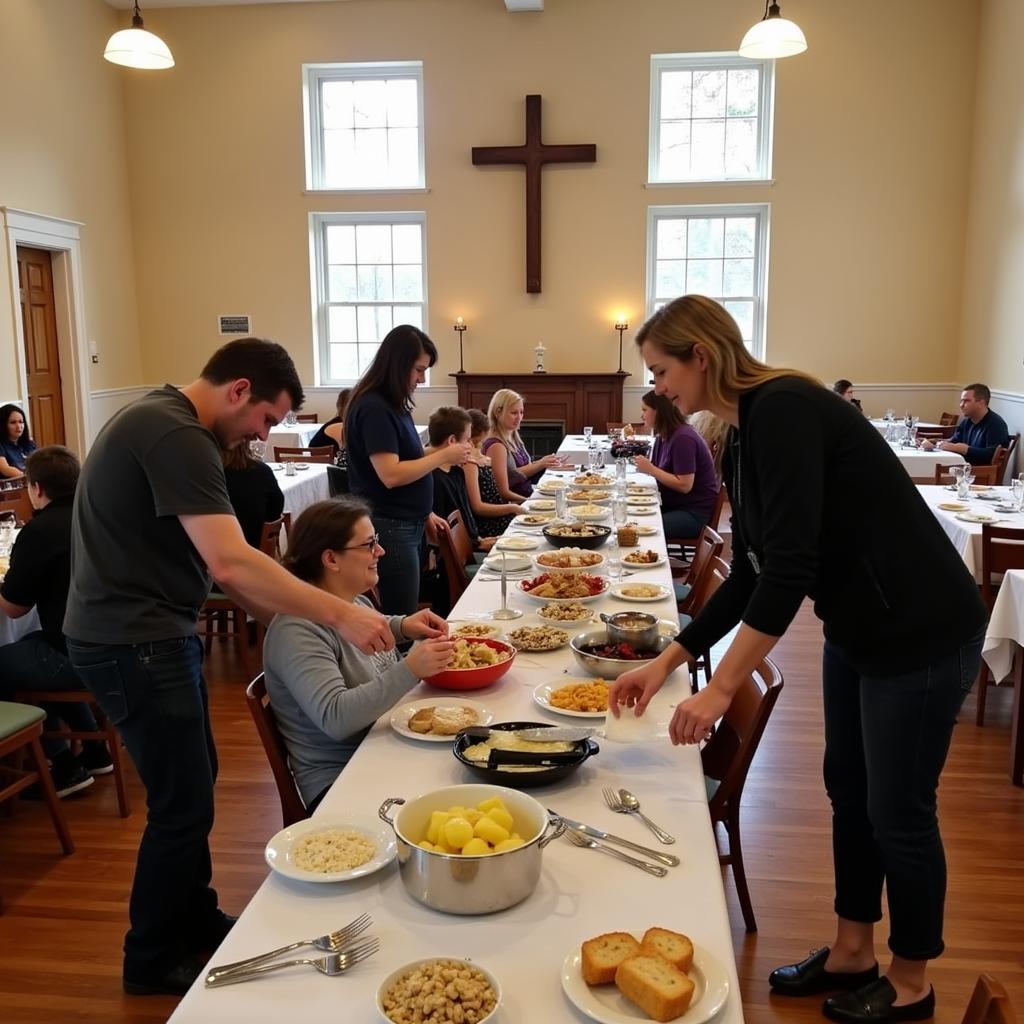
(294, 413, 319, 423)
(0, 485, 33, 526)
(994, 438, 1018, 484)
(687, 555, 730, 692)
(961, 975, 1017, 1024)
(258, 513, 290, 561)
(606, 422, 645, 434)
(436, 510, 474, 608)
(677, 526, 724, 618)
(935, 463, 999, 486)
(0, 702, 75, 911)
(975, 524, 1024, 727)
(197, 593, 252, 681)
(244, 675, 307, 828)
(915, 425, 955, 440)
(940, 411, 960, 426)
(666, 484, 727, 565)
(9, 689, 130, 817)
(702, 657, 784, 933)
(273, 445, 334, 464)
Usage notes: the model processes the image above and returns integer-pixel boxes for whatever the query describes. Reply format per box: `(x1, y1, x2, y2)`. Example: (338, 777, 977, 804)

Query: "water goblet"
(583, 426, 594, 448)
(1011, 478, 1024, 511)
(596, 450, 606, 469)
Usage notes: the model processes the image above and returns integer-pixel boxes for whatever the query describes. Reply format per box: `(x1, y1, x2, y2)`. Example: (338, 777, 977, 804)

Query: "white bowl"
(376, 956, 502, 1024)
(534, 548, 606, 574)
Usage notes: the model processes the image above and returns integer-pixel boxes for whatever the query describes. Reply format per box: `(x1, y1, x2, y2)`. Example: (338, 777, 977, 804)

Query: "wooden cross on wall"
(472, 94, 597, 293)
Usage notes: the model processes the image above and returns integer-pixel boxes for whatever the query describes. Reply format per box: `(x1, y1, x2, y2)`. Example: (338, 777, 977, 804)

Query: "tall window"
(646, 205, 770, 358)
(303, 62, 425, 190)
(649, 53, 774, 183)
(310, 212, 427, 385)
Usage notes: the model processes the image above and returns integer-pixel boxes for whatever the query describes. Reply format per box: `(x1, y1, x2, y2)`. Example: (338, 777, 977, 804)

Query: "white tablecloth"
(264, 424, 320, 462)
(982, 569, 1024, 682)
(0, 607, 42, 647)
(170, 469, 743, 1024)
(870, 418, 942, 434)
(888, 443, 964, 481)
(557, 433, 652, 463)
(277, 464, 332, 524)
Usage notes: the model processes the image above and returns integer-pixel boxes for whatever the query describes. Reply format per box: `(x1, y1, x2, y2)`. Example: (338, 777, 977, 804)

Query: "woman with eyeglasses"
(262, 498, 453, 813)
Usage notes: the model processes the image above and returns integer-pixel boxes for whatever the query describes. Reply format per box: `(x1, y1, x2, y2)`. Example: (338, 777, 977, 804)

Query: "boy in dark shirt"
(0, 446, 111, 796)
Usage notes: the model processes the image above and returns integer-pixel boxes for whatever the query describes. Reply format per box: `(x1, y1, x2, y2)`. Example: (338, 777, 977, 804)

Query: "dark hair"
(641, 390, 687, 439)
(222, 444, 256, 471)
(833, 379, 853, 394)
(428, 406, 472, 447)
(201, 338, 304, 411)
(25, 445, 80, 500)
(336, 388, 353, 417)
(281, 497, 371, 582)
(964, 383, 991, 404)
(345, 325, 437, 416)
(0, 404, 32, 451)
(468, 409, 489, 438)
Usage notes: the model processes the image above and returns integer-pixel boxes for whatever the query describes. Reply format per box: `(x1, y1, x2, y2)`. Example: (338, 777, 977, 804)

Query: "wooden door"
(17, 246, 65, 446)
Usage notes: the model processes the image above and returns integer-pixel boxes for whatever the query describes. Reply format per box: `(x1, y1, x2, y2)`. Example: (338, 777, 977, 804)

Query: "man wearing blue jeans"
(64, 339, 406, 996)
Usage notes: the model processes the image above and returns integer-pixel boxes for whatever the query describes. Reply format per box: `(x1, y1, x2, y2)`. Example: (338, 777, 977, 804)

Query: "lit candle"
(455, 316, 464, 326)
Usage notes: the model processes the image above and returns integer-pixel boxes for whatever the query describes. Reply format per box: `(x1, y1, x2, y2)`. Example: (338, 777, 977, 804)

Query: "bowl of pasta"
(423, 638, 517, 691)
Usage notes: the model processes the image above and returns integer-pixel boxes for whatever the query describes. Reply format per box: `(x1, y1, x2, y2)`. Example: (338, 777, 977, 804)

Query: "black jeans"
(822, 630, 983, 960)
(66, 635, 219, 975)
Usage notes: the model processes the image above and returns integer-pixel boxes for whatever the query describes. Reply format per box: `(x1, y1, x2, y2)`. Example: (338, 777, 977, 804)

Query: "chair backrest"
(274, 445, 334, 463)
(258, 513, 291, 561)
(916, 425, 955, 440)
(245, 674, 308, 828)
(294, 413, 319, 423)
(702, 657, 784, 821)
(961, 975, 1017, 1024)
(706, 483, 727, 532)
(689, 554, 729, 617)
(940, 411, 960, 426)
(980, 524, 1024, 609)
(326, 465, 350, 497)
(935, 463, 999, 486)
(0, 485, 33, 526)
(992, 445, 1009, 481)
(436, 510, 472, 606)
(679, 526, 724, 614)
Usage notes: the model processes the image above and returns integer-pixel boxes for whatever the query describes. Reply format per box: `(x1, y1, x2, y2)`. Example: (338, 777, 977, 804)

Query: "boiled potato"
(474, 817, 510, 846)
(443, 816, 475, 850)
(477, 797, 508, 814)
(485, 807, 514, 832)
(416, 800, 522, 856)
(461, 837, 492, 856)
(494, 837, 525, 853)
(426, 810, 450, 844)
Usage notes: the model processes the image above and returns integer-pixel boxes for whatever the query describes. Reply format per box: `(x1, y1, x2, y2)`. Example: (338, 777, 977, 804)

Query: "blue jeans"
(0, 633, 98, 758)
(822, 630, 984, 960)
(661, 508, 709, 538)
(374, 515, 426, 616)
(66, 635, 219, 975)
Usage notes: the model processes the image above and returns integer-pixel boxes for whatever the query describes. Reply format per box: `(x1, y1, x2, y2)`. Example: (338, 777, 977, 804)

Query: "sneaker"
(81, 742, 114, 776)
(24, 756, 94, 799)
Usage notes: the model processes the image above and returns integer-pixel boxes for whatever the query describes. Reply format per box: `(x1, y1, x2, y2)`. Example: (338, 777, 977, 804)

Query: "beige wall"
(959, 0, 1024, 399)
(0, 0, 142, 400)
(121, 0, 980, 393)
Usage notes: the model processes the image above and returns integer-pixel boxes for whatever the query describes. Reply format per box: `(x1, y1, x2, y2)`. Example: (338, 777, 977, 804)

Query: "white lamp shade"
(104, 27, 174, 70)
(739, 16, 807, 59)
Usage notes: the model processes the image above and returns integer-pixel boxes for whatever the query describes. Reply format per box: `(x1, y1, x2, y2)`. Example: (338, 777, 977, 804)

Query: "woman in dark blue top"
(0, 404, 38, 479)
(344, 326, 472, 615)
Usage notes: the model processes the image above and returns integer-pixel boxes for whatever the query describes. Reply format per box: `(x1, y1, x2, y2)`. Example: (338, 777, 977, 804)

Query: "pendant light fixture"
(739, 1, 807, 59)
(104, 2, 174, 70)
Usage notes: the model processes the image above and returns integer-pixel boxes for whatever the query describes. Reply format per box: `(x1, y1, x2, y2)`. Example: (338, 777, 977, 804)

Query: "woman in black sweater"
(609, 296, 986, 1024)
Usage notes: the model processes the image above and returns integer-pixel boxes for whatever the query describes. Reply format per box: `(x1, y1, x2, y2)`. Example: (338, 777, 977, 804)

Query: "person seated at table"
(832, 379, 863, 413)
(0, 403, 38, 479)
(262, 498, 453, 812)
(309, 387, 351, 465)
(0, 446, 111, 797)
(222, 444, 285, 550)
(482, 388, 563, 502)
(633, 390, 719, 538)
(465, 409, 521, 540)
(920, 383, 1009, 466)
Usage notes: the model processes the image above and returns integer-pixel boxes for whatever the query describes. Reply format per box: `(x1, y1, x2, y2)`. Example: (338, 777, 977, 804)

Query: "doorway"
(16, 245, 66, 446)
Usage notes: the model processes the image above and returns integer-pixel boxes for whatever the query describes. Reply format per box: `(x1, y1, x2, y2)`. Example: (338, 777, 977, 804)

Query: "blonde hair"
(636, 295, 819, 409)
(486, 388, 526, 452)
(688, 411, 730, 475)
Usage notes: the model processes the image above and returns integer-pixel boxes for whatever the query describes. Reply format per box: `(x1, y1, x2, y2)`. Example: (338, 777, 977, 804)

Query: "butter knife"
(550, 811, 680, 867)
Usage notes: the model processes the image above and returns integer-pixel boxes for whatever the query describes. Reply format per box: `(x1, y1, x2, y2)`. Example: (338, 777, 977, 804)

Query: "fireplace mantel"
(450, 372, 630, 434)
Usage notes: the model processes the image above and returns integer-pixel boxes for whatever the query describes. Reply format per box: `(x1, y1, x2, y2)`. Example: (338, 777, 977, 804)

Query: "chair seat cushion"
(0, 700, 46, 738)
(704, 775, 721, 802)
(674, 581, 692, 603)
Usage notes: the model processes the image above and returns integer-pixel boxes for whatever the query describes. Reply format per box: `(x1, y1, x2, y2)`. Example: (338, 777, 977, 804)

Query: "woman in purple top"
(634, 390, 719, 537)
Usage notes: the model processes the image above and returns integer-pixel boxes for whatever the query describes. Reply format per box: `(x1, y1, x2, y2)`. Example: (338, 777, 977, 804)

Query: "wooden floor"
(1, 604, 1022, 1024)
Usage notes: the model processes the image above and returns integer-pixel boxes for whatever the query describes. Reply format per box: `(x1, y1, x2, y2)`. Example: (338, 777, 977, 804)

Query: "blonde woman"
(482, 389, 563, 501)
(687, 409, 729, 477)
(608, 295, 986, 1024)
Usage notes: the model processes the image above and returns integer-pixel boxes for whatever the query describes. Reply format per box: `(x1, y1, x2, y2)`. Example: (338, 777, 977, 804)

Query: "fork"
(563, 827, 667, 877)
(204, 937, 380, 987)
(204, 911, 372, 982)
(602, 786, 676, 845)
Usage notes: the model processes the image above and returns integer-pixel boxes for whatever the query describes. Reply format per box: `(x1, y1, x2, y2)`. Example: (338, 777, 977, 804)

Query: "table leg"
(1011, 643, 1024, 787)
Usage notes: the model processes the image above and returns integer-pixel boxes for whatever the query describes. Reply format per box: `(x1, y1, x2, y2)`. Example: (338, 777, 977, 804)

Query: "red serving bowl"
(423, 637, 517, 691)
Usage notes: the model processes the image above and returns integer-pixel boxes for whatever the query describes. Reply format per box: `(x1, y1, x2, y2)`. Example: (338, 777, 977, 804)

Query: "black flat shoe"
(824, 978, 935, 1023)
(123, 959, 203, 996)
(769, 947, 880, 997)
(189, 910, 238, 955)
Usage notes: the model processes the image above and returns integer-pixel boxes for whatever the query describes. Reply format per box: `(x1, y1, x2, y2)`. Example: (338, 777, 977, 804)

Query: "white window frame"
(303, 61, 426, 192)
(645, 203, 771, 360)
(649, 52, 774, 184)
(309, 210, 429, 387)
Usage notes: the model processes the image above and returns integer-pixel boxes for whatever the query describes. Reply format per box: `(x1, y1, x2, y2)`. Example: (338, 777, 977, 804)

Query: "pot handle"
(378, 797, 405, 828)
(538, 813, 567, 849)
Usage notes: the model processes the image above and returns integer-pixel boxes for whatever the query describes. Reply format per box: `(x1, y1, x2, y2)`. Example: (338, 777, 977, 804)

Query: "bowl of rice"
(264, 817, 397, 883)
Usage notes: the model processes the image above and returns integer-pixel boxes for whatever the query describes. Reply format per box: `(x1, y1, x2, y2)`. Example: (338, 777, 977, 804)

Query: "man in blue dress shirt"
(922, 383, 1010, 466)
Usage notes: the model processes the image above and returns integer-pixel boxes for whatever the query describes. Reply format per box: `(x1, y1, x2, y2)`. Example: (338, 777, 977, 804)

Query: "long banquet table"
(170, 467, 743, 1023)
(981, 568, 1024, 786)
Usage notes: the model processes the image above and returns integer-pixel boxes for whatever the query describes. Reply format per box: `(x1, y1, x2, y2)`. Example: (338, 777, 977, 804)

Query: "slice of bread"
(407, 707, 436, 733)
(431, 706, 479, 735)
(640, 927, 694, 973)
(615, 953, 695, 1022)
(581, 931, 641, 985)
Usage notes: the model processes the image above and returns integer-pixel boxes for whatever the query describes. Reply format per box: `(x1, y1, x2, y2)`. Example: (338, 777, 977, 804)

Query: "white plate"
(481, 552, 533, 573)
(621, 553, 667, 569)
(626, 523, 659, 536)
(954, 511, 1000, 524)
(376, 958, 501, 1024)
(533, 680, 608, 718)
(536, 604, 598, 625)
(495, 535, 541, 551)
(507, 626, 572, 652)
(535, 550, 607, 574)
(268, 463, 284, 471)
(625, 505, 658, 516)
(519, 577, 609, 603)
(514, 514, 559, 529)
(571, 508, 612, 522)
(295, 463, 310, 470)
(625, 495, 659, 506)
(538, 481, 568, 494)
(609, 583, 672, 602)
(524, 499, 557, 511)
(264, 817, 397, 883)
(568, 493, 613, 504)
(560, 941, 730, 1024)
(390, 697, 493, 742)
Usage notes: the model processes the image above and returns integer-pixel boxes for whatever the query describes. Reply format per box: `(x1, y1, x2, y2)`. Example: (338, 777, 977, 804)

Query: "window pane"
(660, 70, 692, 120)
(725, 118, 757, 177)
(656, 219, 687, 260)
(353, 79, 387, 128)
(658, 120, 691, 180)
(393, 305, 423, 329)
(328, 265, 357, 302)
(328, 305, 357, 343)
(386, 127, 419, 186)
(687, 218, 724, 258)
(724, 217, 756, 257)
(357, 344, 379, 374)
(392, 223, 422, 263)
(656, 260, 686, 297)
(322, 80, 354, 130)
(357, 265, 393, 301)
(393, 264, 423, 301)
(726, 68, 759, 117)
(723, 300, 754, 341)
(690, 119, 725, 178)
(326, 224, 355, 264)
(356, 224, 392, 263)
(386, 78, 418, 127)
(722, 258, 754, 297)
(353, 128, 388, 185)
(329, 344, 359, 381)
(323, 129, 356, 188)
(686, 259, 723, 295)
(691, 70, 726, 118)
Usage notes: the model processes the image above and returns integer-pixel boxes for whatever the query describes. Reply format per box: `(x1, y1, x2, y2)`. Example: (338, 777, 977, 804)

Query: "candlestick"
(453, 317, 468, 373)
(614, 317, 629, 373)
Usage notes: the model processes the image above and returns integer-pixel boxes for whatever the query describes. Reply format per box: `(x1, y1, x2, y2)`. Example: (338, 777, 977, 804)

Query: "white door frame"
(1, 207, 92, 453)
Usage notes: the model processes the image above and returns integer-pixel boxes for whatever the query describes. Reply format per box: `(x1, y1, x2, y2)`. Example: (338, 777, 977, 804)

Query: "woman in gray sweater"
(263, 498, 453, 812)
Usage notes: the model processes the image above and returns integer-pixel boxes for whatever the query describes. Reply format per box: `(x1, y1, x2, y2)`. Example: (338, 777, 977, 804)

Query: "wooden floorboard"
(1, 604, 1022, 1023)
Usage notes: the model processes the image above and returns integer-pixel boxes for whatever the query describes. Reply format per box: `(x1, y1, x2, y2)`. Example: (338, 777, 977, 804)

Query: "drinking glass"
(248, 439, 267, 461)
(587, 448, 598, 471)
(583, 426, 594, 447)
(596, 450, 606, 469)
(612, 495, 628, 526)
(607, 542, 622, 584)
(615, 457, 628, 483)
(284, 410, 297, 427)
(1011, 478, 1024, 511)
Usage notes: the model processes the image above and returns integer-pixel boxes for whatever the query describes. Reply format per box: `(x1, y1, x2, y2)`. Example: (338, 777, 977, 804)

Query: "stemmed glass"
(583, 426, 594, 448)
(596, 450, 606, 470)
(1012, 475, 1024, 512)
(249, 439, 267, 461)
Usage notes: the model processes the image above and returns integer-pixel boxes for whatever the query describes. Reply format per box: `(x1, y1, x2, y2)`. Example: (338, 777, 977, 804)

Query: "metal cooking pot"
(378, 783, 564, 915)
(600, 611, 660, 648)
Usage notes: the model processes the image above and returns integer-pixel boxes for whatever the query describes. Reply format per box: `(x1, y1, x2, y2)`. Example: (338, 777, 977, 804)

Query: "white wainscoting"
(87, 386, 153, 445)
